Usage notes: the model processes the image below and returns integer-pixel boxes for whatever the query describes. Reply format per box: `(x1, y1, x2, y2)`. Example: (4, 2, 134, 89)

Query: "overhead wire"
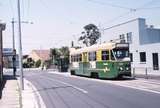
(27, 0, 30, 19)
(38, 0, 51, 11)
(9, 0, 15, 18)
(139, 7, 160, 10)
(87, 0, 134, 10)
(102, 0, 160, 30)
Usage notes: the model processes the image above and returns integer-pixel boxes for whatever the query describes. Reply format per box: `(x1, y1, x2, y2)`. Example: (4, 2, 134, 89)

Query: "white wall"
(102, 18, 160, 74)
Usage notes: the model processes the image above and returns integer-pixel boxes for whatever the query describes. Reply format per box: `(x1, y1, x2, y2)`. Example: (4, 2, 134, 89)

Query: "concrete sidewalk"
(21, 78, 46, 108)
(135, 74, 160, 80)
(0, 74, 46, 108)
(0, 76, 20, 108)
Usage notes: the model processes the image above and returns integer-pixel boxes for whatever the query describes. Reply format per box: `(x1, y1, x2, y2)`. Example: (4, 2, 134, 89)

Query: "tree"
(23, 57, 35, 68)
(50, 48, 61, 65)
(59, 46, 69, 58)
(27, 58, 35, 67)
(35, 59, 41, 68)
(79, 24, 101, 46)
(49, 46, 70, 71)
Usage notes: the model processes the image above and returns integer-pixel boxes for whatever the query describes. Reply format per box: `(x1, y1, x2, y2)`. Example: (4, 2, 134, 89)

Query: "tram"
(70, 42, 131, 79)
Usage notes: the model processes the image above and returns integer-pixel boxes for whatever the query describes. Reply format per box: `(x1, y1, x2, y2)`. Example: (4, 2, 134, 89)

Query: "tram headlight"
(119, 67, 123, 71)
(126, 67, 129, 71)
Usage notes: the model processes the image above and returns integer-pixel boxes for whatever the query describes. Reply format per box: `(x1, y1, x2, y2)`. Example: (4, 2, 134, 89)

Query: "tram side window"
(77, 54, 82, 62)
(71, 56, 73, 62)
(72, 54, 82, 62)
(102, 51, 109, 60)
(89, 52, 96, 61)
(76, 55, 79, 62)
(111, 50, 115, 60)
(74, 55, 77, 62)
(73, 56, 75, 62)
(79, 54, 82, 61)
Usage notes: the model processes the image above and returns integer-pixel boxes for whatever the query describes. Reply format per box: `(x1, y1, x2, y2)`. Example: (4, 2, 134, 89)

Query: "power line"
(101, 11, 132, 28)
(21, 0, 25, 19)
(27, 0, 30, 19)
(9, 0, 15, 17)
(101, 0, 160, 30)
(136, 0, 155, 10)
(139, 6, 160, 10)
(87, 0, 134, 10)
(38, 0, 51, 11)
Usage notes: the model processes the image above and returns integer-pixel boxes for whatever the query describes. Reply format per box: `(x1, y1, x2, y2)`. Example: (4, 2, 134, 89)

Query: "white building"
(103, 18, 160, 74)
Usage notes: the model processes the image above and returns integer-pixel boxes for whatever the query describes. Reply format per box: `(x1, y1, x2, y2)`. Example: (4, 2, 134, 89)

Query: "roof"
(70, 42, 116, 55)
(31, 50, 50, 61)
(104, 18, 145, 30)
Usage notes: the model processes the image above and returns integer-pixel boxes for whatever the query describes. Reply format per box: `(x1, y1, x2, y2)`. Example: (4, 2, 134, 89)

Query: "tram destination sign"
(116, 43, 129, 48)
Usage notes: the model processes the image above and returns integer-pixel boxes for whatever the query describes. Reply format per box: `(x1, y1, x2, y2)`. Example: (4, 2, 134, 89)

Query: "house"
(103, 18, 160, 74)
(29, 50, 50, 63)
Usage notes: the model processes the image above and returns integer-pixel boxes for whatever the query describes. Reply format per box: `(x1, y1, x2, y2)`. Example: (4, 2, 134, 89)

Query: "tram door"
(152, 53, 159, 70)
(82, 52, 89, 74)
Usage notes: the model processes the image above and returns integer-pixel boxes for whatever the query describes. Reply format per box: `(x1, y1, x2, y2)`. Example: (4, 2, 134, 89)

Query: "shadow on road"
(33, 85, 72, 93)
(74, 74, 136, 81)
(0, 75, 17, 99)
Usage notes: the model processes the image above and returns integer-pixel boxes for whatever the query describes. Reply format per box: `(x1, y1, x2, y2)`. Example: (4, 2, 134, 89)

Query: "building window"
(120, 34, 125, 43)
(152, 53, 159, 70)
(130, 53, 133, 62)
(140, 52, 146, 62)
(102, 51, 109, 60)
(89, 52, 96, 61)
(126, 32, 132, 43)
(120, 34, 125, 39)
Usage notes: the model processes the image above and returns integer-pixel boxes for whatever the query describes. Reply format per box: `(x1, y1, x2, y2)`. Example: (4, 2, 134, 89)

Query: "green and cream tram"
(70, 42, 131, 79)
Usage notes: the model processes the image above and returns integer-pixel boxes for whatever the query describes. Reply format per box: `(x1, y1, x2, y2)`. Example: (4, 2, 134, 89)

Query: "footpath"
(0, 76, 20, 108)
(0, 74, 46, 108)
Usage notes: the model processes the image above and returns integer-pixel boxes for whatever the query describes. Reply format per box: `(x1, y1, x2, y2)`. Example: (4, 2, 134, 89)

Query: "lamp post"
(17, 0, 24, 90)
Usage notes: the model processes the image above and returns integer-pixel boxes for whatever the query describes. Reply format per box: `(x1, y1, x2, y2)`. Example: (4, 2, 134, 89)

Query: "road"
(22, 70, 160, 108)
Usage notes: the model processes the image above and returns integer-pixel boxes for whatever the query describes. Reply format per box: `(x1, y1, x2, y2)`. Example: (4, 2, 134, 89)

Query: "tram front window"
(112, 48, 129, 60)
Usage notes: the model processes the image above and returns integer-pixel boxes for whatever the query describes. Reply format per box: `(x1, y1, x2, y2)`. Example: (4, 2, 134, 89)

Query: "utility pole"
(11, 18, 16, 77)
(17, 0, 24, 90)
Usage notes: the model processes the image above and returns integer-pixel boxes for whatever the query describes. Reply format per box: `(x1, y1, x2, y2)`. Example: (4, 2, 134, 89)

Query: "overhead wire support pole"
(17, 0, 24, 90)
(11, 18, 15, 50)
(11, 18, 16, 77)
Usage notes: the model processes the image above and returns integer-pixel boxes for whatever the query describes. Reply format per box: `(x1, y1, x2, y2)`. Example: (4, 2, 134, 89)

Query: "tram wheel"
(91, 72, 99, 79)
(71, 70, 75, 75)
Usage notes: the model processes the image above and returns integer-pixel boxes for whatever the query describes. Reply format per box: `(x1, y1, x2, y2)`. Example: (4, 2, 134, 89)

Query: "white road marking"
(48, 71, 70, 77)
(42, 76, 88, 94)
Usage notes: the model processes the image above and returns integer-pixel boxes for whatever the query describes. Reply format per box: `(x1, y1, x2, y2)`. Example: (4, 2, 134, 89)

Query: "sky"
(0, 0, 160, 54)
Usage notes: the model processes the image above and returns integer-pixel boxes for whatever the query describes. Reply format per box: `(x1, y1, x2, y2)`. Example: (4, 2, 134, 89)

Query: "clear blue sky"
(0, 0, 160, 54)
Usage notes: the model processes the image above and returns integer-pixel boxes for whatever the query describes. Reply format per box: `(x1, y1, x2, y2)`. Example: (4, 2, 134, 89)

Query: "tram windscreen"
(112, 48, 129, 60)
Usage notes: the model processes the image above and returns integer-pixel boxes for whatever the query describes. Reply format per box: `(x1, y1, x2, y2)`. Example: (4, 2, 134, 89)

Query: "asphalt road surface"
(23, 70, 160, 108)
